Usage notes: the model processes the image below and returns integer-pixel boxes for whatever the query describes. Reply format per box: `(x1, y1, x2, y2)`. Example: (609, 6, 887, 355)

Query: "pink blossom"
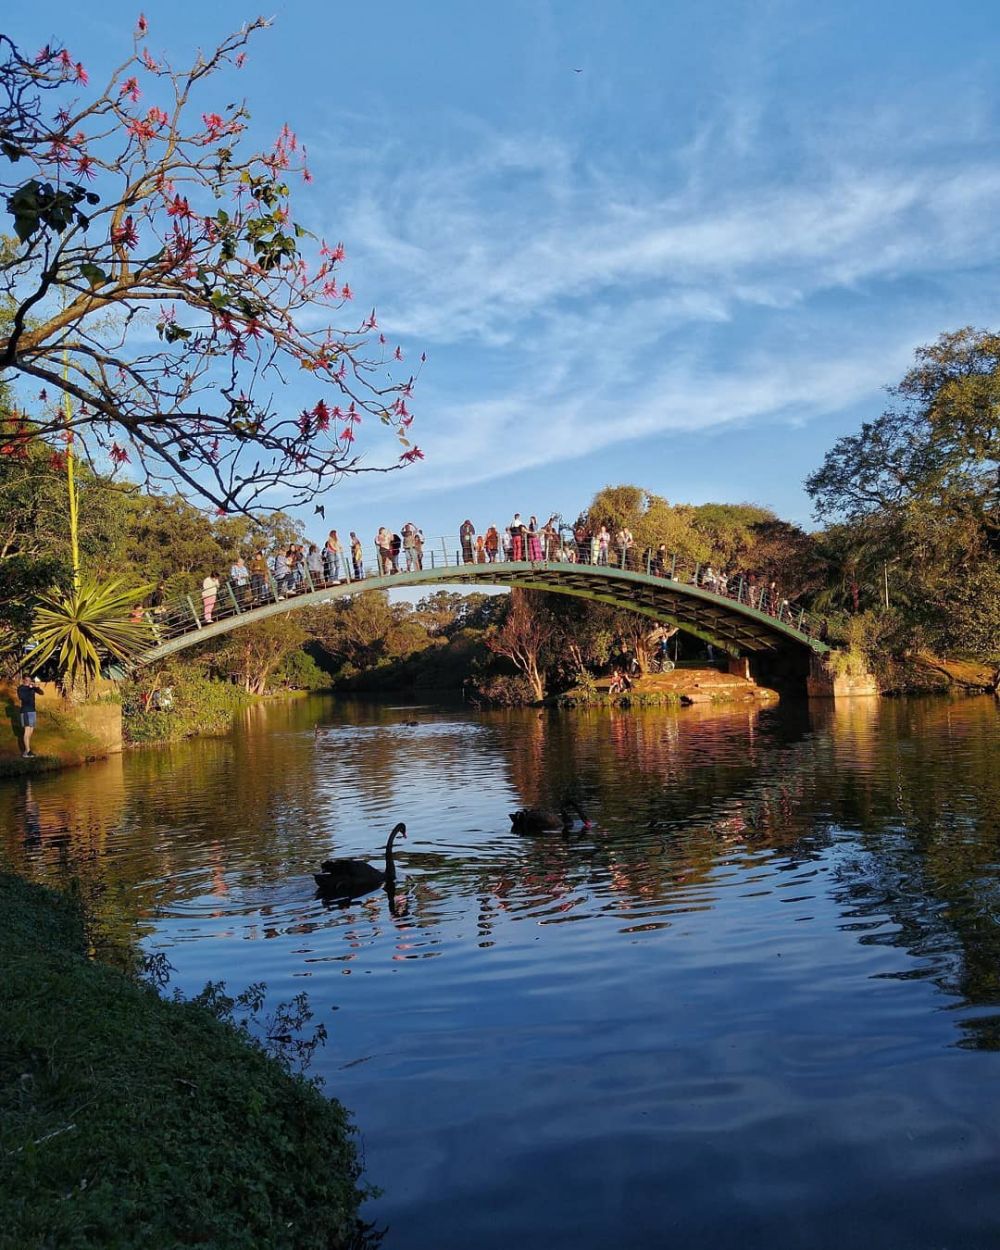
(166, 195, 193, 218)
(127, 117, 157, 142)
(341, 283, 352, 301)
(202, 112, 226, 140)
(111, 215, 139, 249)
(136, 13, 148, 35)
(399, 446, 424, 463)
(119, 76, 141, 102)
(109, 442, 131, 465)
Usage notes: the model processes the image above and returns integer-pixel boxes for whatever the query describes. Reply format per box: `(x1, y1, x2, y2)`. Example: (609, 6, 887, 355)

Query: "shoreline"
(0, 872, 373, 1249)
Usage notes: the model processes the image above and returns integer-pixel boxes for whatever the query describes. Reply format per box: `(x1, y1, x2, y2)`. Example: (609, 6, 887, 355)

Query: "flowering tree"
(0, 17, 421, 512)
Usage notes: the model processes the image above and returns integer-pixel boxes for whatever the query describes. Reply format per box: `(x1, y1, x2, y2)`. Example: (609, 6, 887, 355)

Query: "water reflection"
(2, 693, 1000, 1248)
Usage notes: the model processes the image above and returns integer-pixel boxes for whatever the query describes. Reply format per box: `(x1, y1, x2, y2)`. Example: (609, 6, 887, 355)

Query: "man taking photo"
(17, 674, 44, 758)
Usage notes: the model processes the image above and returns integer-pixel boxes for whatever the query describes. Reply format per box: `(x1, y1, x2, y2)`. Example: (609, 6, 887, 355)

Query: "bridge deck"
(137, 550, 830, 665)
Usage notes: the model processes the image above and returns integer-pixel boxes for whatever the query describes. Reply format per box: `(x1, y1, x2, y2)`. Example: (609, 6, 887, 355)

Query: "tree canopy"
(806, 328, 999, 660)
(0, 19, 421, 513)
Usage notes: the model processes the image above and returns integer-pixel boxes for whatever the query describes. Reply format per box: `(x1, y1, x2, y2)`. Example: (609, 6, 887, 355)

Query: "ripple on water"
(3, 695, 1000, 1249)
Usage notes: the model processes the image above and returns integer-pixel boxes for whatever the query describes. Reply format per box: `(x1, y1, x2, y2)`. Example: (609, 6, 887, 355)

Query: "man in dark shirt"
(17, 675, 43, 758)
(509, 513, 526, 561)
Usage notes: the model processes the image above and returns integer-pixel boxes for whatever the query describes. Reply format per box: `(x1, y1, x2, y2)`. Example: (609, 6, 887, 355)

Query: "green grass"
(0, 874, 374, 1250)
(0, 694, 104, 777)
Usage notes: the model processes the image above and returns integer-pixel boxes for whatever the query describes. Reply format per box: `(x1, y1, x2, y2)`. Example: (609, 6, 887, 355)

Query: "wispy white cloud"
(307, 86, 1000, 497)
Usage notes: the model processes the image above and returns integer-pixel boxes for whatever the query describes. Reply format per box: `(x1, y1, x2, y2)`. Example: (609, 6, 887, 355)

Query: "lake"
(2, 693, 999, 1248)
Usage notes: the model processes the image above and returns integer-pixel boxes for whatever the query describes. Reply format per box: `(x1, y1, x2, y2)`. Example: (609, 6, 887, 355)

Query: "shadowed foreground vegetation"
(0, 874, 375, 1250)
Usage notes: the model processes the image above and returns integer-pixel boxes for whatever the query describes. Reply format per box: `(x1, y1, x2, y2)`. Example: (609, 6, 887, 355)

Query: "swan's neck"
(384, 831, 400, 881)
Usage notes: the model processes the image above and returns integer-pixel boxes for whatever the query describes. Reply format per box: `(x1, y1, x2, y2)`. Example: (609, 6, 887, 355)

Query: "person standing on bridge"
(509, 514, 525, 561)
(575, 522, 590, 564)
(376, 527, 392, 575)
(485, 525, 499, 562)
(324, 531, 344, 583)
(402, 522, 420, 571)
(306, 543, 324, 586)
(527, 517, 542, 562)
(201, 573, 219, 623)
(272, 549, 289, 598)
(597, 525, 610, 566)
(230, 556, 250, 607)
(459, 519, 476, 564)
(350, 532, 365, 579)
(249, 550, 268, 602)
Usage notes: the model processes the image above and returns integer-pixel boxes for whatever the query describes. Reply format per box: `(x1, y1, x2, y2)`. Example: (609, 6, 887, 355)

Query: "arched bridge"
(136, 536, 830, 666)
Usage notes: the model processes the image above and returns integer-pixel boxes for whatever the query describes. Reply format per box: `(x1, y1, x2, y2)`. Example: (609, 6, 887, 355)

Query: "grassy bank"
(0, 874, 372, 1249)
(0, 687, 110, 779)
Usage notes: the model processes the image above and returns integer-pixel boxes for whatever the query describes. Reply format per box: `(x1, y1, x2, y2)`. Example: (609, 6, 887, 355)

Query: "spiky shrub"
(27, 577, 152, 691)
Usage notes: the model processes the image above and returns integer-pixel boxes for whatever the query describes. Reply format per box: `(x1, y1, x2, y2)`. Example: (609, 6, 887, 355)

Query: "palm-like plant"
(27, 576, 153, 689)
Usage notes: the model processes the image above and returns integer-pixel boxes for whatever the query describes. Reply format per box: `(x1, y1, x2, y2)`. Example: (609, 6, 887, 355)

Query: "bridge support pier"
(805, 653, 879, 699)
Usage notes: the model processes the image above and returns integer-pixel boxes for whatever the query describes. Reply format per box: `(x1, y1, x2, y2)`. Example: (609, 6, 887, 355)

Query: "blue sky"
(9, 1, 1000, 546)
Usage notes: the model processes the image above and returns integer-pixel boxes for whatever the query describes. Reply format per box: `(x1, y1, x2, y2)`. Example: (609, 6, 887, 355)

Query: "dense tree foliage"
(807, 328, 999, 662)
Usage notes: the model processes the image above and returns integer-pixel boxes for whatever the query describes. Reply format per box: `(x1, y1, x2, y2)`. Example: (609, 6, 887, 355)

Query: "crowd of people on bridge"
(145, 511, 809, 636)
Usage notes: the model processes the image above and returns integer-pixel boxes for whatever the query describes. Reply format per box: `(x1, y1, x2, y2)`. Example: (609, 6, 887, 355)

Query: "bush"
(122, 661, 249, 743)
(1, 874, 373, 1249)
(275, 649, 330, 691)
(467, 673, 537, 706)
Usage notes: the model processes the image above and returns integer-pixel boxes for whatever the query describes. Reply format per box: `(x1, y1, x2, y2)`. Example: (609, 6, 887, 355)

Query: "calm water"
(3, 694, 1000, 1248)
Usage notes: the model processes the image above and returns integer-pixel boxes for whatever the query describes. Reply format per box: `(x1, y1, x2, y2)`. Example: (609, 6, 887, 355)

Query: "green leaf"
(79, 262, 108, 287)
(27, 576, 154, 686)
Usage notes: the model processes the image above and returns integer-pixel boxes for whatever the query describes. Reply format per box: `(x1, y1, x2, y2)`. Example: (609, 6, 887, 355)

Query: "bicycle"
(648, 655, 676, 674)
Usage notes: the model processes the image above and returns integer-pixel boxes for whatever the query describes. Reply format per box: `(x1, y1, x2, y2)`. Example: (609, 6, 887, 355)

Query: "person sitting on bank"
(17, 674, 44, 758)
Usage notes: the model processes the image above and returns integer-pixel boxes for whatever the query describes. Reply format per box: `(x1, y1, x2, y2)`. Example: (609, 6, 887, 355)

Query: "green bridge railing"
(135, 534, 829, 662)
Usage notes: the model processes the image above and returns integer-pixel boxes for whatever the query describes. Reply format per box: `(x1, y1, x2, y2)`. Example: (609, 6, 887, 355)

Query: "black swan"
(314, 822, 406, 896)
(509, 801, 591, 835)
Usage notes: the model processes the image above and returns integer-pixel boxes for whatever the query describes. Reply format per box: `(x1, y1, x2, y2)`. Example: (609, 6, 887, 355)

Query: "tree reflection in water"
(1, 694, 999, 1048)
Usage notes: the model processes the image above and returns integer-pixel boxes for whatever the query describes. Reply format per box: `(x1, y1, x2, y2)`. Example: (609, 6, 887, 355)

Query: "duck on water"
(314, 822, 406, 899)
(509, 801, 591, 835)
